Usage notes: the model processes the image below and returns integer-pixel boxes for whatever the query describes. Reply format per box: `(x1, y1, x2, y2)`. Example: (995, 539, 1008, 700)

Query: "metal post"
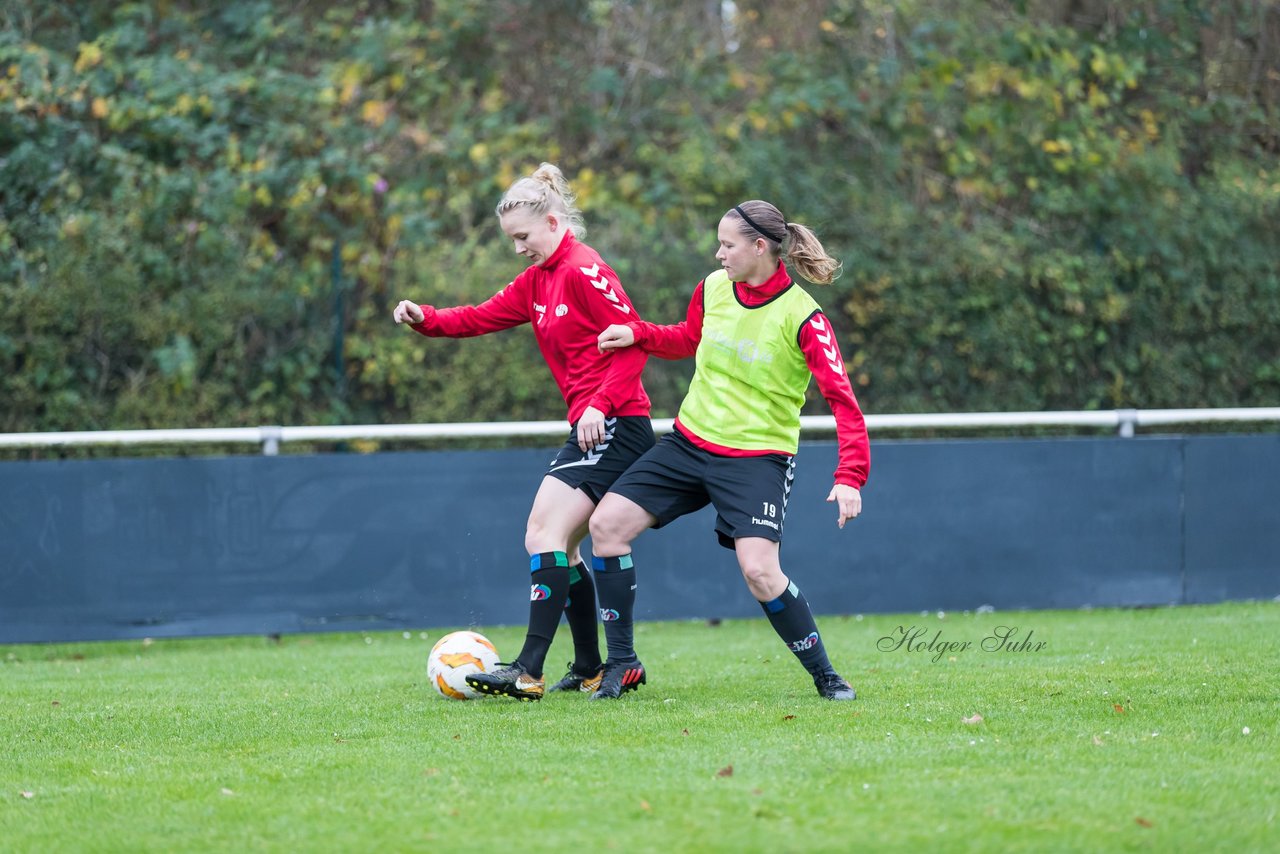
(1117, 409, 1137, 438)
(331, 240, 346, 400)
(260, 426, 282, 456)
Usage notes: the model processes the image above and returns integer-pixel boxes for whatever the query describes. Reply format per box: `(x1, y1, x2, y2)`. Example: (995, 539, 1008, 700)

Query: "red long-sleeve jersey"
(410, 232, 650, 424)
(623, 263, 870, 489)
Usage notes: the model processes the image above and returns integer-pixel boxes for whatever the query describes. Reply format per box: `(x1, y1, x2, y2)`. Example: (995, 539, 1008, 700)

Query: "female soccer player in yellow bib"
(588, 200, 869, 701)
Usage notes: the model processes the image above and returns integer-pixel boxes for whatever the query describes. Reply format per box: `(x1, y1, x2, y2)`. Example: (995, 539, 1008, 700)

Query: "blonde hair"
(727, 200, 842, 285)
(495, 162, 586, 239)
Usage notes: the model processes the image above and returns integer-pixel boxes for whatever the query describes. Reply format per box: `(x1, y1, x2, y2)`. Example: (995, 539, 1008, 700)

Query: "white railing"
(1, 407, 1277, 455)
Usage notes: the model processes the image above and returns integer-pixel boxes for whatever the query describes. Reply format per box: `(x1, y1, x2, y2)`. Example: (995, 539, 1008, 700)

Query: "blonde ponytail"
(783, 222, 842, 285)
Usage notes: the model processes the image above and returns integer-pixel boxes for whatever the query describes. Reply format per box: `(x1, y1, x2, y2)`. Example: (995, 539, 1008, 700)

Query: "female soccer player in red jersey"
(587, 199, 868, 701)
(393, 163, 654, 701)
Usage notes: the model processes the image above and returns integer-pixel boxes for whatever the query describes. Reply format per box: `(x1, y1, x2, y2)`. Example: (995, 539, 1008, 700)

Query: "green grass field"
(4, 602, 1277, 853)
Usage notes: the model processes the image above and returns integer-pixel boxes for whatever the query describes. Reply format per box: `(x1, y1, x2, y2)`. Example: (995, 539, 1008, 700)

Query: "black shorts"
(607, 429, 796, 550)
(546, 415, 656, 504)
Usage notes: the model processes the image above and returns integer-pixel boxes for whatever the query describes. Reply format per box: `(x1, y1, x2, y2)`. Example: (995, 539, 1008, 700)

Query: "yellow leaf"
(91, 97, 109, 119)
(361, 99, 390, 127)
(338, 63, 364, 105)
(74, 42, 103, 73)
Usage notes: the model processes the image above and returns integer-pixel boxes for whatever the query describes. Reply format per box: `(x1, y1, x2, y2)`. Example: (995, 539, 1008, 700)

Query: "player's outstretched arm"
(605, 283, 704, 360)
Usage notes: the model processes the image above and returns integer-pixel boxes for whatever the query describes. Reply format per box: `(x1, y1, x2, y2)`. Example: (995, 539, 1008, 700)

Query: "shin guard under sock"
(563, 561, 602, 672)
(592, 554, 637, 662)
(515, 551, 570, 677)
(760, 581, 834, 676)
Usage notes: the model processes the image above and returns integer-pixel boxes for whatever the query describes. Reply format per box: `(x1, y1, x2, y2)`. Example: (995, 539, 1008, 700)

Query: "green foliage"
(1, 1, 1277, 435)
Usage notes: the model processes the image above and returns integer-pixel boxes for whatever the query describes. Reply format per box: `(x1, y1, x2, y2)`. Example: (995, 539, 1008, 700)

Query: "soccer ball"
(427, 630, 500, 700)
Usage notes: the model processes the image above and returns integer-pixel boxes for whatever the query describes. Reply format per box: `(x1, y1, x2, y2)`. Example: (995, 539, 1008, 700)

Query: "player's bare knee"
(523, 516, 560, 555)
(589, 499, 634, 554)
(737, 555, 785, 600)
(587, 509, 619, 553)
(522, 527, 542, 555)
(738, 561, 773, 590)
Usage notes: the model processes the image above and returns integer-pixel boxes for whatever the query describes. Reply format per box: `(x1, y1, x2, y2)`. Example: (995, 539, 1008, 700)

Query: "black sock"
(515, 551, 570, 678)
(592, 554, 637, 662)
(563, 561, 602, 672)
(759, 581, 833, 676)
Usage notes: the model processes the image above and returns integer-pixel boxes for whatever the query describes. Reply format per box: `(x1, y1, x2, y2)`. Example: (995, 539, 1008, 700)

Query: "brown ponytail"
(726, 200, 841, 284)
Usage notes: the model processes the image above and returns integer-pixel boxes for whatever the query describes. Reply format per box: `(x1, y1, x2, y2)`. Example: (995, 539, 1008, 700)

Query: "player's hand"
(597, 324, 635, 352)
(827, 484, 862, 529)
(393, 300, 425, 324)
(576, 406, 607, 452)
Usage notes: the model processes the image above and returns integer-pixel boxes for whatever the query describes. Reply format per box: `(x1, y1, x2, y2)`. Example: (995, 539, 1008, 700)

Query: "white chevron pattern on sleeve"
(809, 315, 844, 374)
(580, 263, 631, 314)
